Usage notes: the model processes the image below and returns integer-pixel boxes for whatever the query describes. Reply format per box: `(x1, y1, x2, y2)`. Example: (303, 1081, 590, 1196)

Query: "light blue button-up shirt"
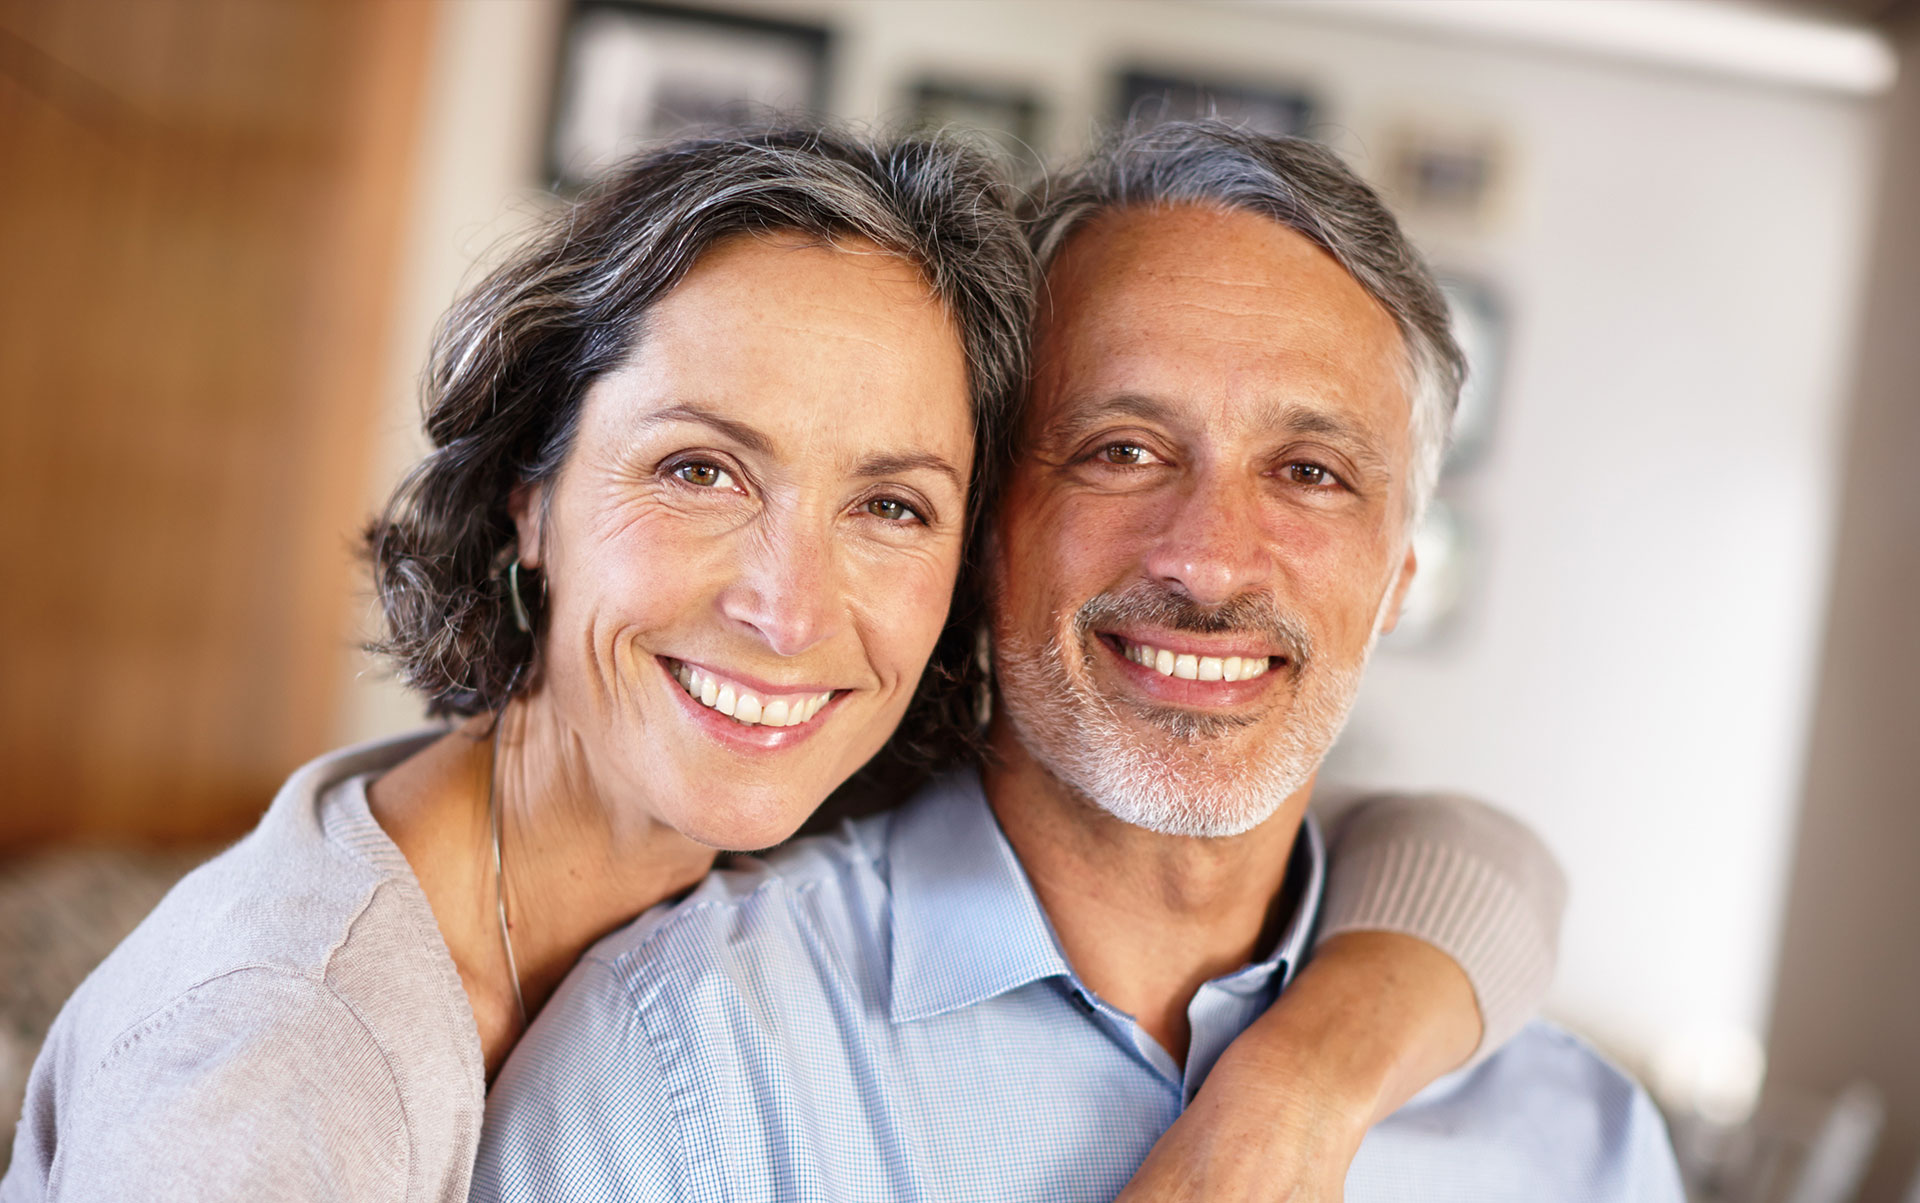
(475, 767, 1684, 1202)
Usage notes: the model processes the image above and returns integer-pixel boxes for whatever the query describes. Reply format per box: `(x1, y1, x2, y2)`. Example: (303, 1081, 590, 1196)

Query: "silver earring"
(508, 561, 533, 634)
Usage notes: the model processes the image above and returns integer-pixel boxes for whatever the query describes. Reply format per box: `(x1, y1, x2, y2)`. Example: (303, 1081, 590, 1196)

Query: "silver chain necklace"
(488, 716, 529, 1028)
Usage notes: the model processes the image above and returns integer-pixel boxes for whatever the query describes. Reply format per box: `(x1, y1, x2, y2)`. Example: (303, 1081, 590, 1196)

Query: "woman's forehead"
(578, 239, 974, 466)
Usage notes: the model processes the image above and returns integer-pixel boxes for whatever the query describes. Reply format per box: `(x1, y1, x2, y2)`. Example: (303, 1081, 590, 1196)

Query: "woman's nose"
(716, 519, 842, 658)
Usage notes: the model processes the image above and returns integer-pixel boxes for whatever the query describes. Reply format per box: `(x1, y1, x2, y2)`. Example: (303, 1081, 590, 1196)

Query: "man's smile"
(1092, 630, 1293, 711)
(1111, 633, 1277, 682)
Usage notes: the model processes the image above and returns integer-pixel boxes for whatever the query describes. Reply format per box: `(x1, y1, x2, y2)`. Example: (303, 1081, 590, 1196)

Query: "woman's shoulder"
(13, 968, 456, 1201)
(4, 734, 484, 1202)
(57, 734, 452, 1034)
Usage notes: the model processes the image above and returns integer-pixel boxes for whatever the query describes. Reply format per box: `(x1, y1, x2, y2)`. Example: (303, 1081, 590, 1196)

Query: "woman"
(3, 128, 1557, 1201)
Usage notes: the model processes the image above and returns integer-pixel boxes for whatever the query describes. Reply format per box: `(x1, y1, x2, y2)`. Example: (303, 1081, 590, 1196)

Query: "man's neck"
(980, 726, 1312, 1068)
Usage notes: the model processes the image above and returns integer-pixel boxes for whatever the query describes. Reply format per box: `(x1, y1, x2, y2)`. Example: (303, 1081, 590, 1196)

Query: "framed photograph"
(1115, 68, 1314, 136)
(1380, 121, 1507, 228)
(547, 1, 831, 191)
(909, 78, 1045, 174)
(1436, 275, 1507, 474)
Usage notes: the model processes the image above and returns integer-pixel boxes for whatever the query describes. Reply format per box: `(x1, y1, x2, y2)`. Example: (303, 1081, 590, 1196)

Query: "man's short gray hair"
(1025, 120, 1465, 526)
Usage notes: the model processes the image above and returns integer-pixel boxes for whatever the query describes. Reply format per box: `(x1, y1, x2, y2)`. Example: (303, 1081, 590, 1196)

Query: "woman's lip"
(661, 656, 842, 699)
(657, 657, 843, 751)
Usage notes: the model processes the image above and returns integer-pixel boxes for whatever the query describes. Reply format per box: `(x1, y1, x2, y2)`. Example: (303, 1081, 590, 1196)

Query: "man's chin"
(1082, 762, 1304, 839)
(1126, 703, 1263, 743)
(1043, 728, 1313, 840)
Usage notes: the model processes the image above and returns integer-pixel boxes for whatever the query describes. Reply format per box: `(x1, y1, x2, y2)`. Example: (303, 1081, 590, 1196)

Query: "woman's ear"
(508, 481, 546, 567)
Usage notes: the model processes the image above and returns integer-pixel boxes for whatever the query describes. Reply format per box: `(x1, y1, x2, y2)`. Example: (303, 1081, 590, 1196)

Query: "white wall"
(341, 0, 1883, 1087)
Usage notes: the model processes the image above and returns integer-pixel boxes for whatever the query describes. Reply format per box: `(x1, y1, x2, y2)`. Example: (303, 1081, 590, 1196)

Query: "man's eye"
(673, 461, 735, 490)
(1099, 443, 1154, 466)
(1285, 463, 1338, 488)
(864, 497, 922, 523)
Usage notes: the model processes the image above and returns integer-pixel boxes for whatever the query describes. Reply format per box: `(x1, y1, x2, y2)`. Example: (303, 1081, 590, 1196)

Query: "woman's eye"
(673, 461, 735, 490)
(1284, 463, 1338, 488)
(864, 497, 922, 523)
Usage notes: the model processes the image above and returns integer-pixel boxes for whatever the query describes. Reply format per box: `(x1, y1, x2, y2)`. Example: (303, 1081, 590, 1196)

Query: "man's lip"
(1096, 629, 1288, 664)
(1096, 633, 1287, 702)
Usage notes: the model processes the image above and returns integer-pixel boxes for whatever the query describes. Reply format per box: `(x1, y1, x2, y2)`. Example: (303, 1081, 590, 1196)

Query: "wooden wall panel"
(0, 0, 434, 848)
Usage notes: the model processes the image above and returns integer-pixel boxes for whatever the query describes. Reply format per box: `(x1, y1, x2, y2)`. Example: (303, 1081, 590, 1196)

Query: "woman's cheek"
(872, 547, 965, 685)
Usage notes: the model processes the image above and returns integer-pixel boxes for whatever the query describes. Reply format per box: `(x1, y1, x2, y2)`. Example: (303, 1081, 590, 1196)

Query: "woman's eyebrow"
(639, 403, 774, 454)
(853, 451, 965, 492)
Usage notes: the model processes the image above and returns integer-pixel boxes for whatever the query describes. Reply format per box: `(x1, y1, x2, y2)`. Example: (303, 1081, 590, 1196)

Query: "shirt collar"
(1268, 813, 1326, 989)
(885, 764, 1327, 1024)
(886, 765, 1073, 1024)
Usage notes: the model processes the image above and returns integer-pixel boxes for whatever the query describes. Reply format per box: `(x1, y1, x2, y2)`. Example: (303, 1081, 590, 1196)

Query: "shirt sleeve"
(472, 956, 685, 1203)
(1311, 792, 1568, 1061)
(42, 970, 410, 1203)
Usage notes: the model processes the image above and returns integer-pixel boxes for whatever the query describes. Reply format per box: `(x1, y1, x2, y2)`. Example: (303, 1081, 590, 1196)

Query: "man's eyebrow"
(854, 451, 966, 492)
(1259, 402, 1394, 475)
(1039, 393, 1177, 445)
(638, 403, 774, 455)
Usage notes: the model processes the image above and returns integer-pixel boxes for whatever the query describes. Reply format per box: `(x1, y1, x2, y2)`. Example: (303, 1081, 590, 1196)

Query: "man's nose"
(716, 516, 842, 658)
(1142, 473, 1274, 607)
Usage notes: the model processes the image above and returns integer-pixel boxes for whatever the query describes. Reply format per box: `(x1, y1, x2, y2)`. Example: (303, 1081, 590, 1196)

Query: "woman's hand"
(1115, 931, 1480, 1202)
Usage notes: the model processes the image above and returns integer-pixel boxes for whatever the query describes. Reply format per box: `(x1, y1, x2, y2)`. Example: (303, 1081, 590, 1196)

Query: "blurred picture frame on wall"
(547, 1, 831, 191)
(1114, 68, 1315, 136)
(1379, 120, 1509, 231)
(908, 78, 1045, 176)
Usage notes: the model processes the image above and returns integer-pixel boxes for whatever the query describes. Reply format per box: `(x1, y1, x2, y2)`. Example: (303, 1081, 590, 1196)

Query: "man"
(473, 123, 1684, 1201)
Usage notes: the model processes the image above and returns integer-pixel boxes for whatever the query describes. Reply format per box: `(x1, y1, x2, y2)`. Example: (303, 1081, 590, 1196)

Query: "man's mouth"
(666, 659, 835, 728)
(1112, 636, 1276, 682)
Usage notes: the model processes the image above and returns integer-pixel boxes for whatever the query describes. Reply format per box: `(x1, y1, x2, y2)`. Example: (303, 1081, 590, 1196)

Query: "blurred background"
(1, 0, 1915, 1197)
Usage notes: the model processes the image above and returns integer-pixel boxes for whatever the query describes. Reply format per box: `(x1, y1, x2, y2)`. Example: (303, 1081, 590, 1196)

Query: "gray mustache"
(1074, 582, 1314, 669)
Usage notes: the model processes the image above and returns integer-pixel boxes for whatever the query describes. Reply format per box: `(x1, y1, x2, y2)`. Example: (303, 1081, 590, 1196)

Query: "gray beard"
(990, 592, 1374, 839)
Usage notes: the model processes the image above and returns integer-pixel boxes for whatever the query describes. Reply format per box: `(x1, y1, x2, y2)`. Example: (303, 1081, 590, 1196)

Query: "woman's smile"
(666, 657, 835, 728)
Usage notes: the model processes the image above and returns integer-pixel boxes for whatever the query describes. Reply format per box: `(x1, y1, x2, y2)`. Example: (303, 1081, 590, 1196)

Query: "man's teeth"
(1122, 640, 1271, 682)
(673, 663, 832, 727)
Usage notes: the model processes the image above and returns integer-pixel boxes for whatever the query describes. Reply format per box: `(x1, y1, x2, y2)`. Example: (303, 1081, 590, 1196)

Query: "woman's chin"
(663, 790, 819, 855)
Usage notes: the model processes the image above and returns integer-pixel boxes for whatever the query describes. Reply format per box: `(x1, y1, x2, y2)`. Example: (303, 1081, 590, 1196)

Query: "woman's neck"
(367, 699, 716, 1076)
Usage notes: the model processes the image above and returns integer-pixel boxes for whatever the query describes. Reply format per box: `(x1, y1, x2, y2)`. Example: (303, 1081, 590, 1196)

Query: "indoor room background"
(2, 1, 1915, 1199)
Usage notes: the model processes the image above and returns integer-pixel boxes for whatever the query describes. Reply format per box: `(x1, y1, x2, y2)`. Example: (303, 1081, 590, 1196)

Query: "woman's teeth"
(673, 662, 832, 727)
(1122, 640, 1271, 682)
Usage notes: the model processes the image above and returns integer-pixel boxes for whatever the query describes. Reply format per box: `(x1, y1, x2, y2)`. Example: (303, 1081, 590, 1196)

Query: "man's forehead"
(1031, 203, 1409, 432)
(1041, 204, 1396, 335)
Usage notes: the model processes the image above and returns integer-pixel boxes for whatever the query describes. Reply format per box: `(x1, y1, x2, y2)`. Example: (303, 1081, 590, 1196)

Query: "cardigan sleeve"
(1312, 792, 1567, 1062)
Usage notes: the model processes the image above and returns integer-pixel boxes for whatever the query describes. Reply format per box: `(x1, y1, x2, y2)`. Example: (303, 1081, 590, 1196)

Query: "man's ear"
(1377, 542, 1419, 636)
(508, 480, 546, 567)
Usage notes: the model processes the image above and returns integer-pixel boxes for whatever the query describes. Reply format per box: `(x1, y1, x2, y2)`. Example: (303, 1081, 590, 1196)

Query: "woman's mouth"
(667, 660, 834, 728)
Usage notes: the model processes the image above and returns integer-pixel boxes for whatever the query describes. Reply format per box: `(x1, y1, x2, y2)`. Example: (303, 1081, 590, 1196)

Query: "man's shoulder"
(1350, 1021, 1685, 1202)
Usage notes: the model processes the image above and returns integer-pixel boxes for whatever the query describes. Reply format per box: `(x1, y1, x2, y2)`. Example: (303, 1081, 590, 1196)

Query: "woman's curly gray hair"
(365, 127, 1033, 746)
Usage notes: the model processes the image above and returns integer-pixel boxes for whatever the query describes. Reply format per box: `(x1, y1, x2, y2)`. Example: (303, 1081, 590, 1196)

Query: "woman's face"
(514, 233, 974, 851)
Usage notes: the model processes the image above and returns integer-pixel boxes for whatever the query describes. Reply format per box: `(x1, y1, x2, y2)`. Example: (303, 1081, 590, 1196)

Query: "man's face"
(989, 203, 1419, 837)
